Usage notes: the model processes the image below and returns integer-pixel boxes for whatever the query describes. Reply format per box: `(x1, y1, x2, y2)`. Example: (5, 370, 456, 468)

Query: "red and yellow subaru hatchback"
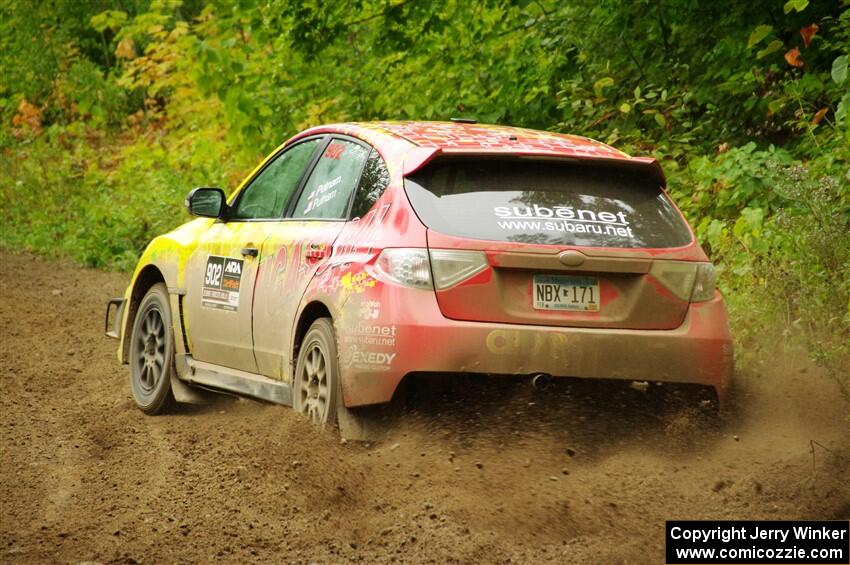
(106, 121, 733, 436)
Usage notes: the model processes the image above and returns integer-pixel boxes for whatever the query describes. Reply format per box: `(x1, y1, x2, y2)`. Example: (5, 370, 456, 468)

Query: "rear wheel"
(293, 318, 387, 440)
(129, 283, 175, 414)
(293, 318, 341, 426)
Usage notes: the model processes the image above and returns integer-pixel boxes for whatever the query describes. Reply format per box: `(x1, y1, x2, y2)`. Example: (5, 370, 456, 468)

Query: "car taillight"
(374, 249, 433, 289)
(373, 248, 489, 291)
(690, 262, 716, 302)
(649, 261, 697, 301)
(649, 261, 716, 302)
(429, 249, 488, 290)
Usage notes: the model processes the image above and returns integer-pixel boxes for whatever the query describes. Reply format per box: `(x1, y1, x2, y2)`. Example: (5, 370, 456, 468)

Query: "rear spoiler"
(401, 147, 667, 188)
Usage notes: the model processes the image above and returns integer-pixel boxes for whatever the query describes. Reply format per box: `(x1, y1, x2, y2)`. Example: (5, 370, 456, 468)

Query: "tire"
(128, 283, 175, 414)
(293, 317, 390, 440)
(293, 318, 342, 427)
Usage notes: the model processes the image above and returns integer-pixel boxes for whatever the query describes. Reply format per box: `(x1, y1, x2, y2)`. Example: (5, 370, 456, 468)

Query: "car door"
(183, 137, 324, 372)
(252, 137, 372, 380)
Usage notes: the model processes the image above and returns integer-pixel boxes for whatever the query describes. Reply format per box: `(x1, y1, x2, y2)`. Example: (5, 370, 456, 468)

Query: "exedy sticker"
(340, 344, 396, 370)
(202, 255, 244, 312)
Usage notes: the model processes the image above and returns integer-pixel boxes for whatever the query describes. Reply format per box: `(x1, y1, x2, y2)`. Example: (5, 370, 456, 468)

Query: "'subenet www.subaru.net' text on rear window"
(404, 158, 693, 248)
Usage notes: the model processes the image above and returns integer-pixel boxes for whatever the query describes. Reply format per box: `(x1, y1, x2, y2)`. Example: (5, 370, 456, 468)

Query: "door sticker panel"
(202, 255, 244, 312)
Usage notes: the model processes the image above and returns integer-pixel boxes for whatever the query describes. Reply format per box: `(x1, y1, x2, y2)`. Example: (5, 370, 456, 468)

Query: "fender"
(289, 285, 345, 380)
(117, 218, 212, 363)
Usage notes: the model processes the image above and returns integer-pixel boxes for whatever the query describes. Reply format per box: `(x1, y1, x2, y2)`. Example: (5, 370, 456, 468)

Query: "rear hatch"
(404, 157, 699, 330)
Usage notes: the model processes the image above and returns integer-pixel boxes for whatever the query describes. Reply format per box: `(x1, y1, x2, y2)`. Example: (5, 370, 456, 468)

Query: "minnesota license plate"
(533, 275, 600, 312)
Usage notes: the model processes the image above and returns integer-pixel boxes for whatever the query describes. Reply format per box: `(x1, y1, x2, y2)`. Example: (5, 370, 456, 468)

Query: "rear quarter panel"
(295, 161, 428, 399)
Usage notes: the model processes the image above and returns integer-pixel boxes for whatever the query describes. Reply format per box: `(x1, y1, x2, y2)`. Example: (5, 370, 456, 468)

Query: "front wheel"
(128, 283, 175, 414)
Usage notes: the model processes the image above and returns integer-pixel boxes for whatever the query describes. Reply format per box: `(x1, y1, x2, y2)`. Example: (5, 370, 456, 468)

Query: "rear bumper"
(337, 284, 733, 407)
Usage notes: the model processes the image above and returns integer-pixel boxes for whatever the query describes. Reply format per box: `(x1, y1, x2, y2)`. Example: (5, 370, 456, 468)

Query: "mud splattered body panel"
(115, 121, 732, 407)
(335, 284, 733, 407)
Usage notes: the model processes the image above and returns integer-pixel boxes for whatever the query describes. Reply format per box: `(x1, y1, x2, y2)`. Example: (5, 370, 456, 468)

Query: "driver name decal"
(202, 255, 243, 312)
(303, 175, 342, 214)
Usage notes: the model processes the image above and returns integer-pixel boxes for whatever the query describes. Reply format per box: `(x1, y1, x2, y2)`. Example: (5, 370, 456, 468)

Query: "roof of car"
(291, 121, 665, 184)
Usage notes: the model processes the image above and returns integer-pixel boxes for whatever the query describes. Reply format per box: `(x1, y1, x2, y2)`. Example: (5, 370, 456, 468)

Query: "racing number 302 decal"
(201, 255, 244, 312)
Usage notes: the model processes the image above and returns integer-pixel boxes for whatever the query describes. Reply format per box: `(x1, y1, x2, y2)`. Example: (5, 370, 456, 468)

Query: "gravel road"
(1, 251, 847, 564)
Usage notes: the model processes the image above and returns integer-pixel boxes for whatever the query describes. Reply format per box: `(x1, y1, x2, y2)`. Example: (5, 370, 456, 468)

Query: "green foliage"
(90, 10, 128, 33)
(785, 0, 811, 14)
(703, 162, 850, 397)
(1, 0, 848, 384)
(833, 55, 848, 84)
(747, 25, 774, 49)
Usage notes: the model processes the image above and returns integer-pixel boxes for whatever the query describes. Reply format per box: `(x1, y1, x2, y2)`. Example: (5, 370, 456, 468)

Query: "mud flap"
(170, 374, 212, 405)
(104, 297, 125, 339)
(337, 403, 386, 441)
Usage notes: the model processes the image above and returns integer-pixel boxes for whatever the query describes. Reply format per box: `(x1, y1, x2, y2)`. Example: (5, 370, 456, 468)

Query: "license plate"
(533, 275, 600, 312)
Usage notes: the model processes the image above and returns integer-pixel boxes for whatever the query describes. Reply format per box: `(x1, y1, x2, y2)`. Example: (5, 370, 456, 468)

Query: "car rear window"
(404, 158, 692, 248)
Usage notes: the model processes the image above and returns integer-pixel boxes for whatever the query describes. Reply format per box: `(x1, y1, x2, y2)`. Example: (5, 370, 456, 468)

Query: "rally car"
(105, 120, 733, 437)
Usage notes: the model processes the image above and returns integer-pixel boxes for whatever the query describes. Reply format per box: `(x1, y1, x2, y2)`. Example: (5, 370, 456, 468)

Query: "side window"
(291, 140, 369, 219)
(350, 150, 390, 219)
(232, 139, 321, 220)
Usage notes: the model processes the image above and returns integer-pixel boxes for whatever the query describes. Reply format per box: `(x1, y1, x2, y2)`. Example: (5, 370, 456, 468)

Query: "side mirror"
(185, 187, 226, 218)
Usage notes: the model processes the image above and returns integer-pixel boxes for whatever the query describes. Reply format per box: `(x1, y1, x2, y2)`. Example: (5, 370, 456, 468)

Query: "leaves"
(757, 40, 784, 59)
(784, 47, 804, 68)
(592, 77, 615, 98)
(783, 0, 809, 14)
(832, 55, 848, 85)
(740, 207, 764, 233)
(90, 10, 128, 33)
(836, 92, 850, 123)
(799, 24, 818, 48)
(10, 99, 42, 137)
(747, 25, 773, 48)
(115, 37, 137, 60)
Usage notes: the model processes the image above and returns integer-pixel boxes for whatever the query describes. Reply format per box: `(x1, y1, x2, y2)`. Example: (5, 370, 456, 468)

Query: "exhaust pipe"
(531, 373, 552, 389)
